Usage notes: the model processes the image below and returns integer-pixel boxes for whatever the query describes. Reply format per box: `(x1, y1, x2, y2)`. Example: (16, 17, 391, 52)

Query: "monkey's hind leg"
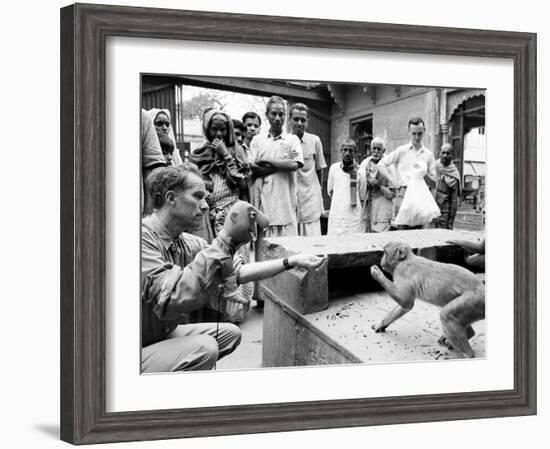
(437, 326, 475, 350)
(439, 291, 484, 358)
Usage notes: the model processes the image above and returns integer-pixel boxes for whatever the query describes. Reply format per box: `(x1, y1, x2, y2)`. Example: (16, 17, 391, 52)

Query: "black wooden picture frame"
(60, 3, 537, 444)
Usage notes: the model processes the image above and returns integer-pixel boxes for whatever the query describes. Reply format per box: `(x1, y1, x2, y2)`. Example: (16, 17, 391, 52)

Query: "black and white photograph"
(140, 74, 487, 373)
(2, 0, 543, 446)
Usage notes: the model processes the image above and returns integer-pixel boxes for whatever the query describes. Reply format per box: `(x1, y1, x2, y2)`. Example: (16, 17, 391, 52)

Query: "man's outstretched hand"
(288, 254, 326, 270)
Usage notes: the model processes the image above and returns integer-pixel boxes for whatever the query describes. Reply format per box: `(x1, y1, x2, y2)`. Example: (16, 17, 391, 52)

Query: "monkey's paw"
(372, 323, 387, 333)
(370, 265, 384, 281)
(437, 335, 454, 350)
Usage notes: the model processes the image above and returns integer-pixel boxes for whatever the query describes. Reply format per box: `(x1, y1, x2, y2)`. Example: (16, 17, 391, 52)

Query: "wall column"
(437, 89, 450, 157)
(440, 123, 450, 144)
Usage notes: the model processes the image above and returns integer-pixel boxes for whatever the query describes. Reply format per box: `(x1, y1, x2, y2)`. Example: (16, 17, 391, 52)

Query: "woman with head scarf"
(190, 109, 251, 235)
(147, 108, 183, 166)
(189, 109, 253, 323)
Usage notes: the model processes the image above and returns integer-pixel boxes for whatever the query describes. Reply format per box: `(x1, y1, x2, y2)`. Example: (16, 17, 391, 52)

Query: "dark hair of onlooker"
(341, 138, 357, 149)
(232, 119, 246, 132)
(241, 111, 261, 126)
(408, 116, 425, 128)
(147, 163, 201, 209)
(265, 96, 286, 113)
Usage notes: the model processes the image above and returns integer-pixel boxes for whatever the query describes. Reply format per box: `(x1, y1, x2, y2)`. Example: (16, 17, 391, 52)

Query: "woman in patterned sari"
(189, 109, 252, 322)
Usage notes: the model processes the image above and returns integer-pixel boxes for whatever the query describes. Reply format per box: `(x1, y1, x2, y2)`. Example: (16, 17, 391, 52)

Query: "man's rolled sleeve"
(314, 137, 327, 170)
(290, 136, 304, 167)
(378, 148, 399, 168)
(141, 233, 239, 321)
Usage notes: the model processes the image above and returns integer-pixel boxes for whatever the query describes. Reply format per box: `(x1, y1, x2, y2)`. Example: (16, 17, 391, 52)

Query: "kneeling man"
(141, 164, 323, 372)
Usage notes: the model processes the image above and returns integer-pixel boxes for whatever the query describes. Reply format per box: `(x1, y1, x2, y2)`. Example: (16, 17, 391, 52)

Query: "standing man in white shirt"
(290, 103, 327, 236)
(377, 117, 437, 229)
(249, 96, 304, 237)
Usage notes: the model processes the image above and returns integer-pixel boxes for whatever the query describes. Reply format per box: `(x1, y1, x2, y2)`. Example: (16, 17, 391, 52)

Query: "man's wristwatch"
(283, 257, 292, 270)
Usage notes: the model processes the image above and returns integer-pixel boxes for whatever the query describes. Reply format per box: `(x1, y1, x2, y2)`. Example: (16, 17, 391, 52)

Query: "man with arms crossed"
(249, 96, 304, 237)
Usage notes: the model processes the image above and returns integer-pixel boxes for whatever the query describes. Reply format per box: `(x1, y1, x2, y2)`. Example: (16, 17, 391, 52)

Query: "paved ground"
(215, 281, 486, 370)
(216, 303, 264, 371)
(310, 290, 485, 363)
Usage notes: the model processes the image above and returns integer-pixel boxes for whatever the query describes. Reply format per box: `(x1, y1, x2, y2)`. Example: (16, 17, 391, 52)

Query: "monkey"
(370, 241, 485, 358)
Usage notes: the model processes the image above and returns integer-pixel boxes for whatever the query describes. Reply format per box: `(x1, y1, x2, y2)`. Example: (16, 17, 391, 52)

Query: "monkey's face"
(380, 242, 411, 273)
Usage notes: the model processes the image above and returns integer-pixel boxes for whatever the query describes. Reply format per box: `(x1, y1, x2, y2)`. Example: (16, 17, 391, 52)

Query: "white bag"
(394, 162, 440, 227)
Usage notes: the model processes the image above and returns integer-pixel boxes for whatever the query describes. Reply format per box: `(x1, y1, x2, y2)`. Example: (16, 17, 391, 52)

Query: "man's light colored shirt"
(249, 132, 304, 226)
(378, 143, 436, 187)
(327, 162, 366, 235)
(241, 142, 253, 164)
(296, 132, 327, 223)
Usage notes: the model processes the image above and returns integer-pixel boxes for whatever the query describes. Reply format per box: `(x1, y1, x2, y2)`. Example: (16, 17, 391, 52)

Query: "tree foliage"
(181, 91, 226, 119)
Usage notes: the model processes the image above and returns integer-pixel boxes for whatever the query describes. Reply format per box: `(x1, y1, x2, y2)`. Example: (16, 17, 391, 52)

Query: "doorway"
(350, 115, 373, 162)
(448, 94, 485, 179)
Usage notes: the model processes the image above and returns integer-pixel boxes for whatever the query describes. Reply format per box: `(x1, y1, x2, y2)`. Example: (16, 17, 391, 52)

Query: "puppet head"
(223, 201, 270, 245)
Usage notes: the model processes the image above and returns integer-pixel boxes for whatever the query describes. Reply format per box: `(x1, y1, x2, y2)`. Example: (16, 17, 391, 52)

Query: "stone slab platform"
(256, 229, 484, 316)
(259, 229, 484, 269)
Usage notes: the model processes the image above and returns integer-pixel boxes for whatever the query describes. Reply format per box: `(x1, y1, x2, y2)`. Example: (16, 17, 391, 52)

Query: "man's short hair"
(242, 111, 262, 126)
(408, 116, 425, 129)
(441, 143, 454, 152)
(232, 119, 246, 132)
(289, 102, 309, 117)
(340, 138, 357, 149)
(147, 163, 201, 209)
(266, 96, 286, 113)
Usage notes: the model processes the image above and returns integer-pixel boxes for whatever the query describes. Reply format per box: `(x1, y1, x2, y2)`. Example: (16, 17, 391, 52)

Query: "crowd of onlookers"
(142, 96, 464, 240)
